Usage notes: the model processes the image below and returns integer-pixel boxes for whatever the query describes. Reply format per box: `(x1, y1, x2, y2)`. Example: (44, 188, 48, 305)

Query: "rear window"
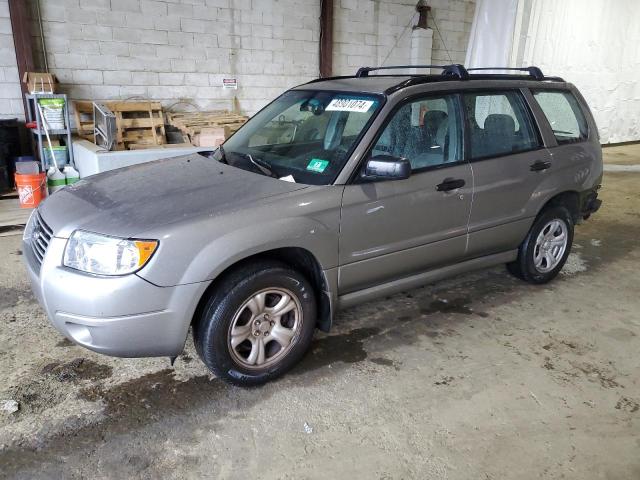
(532, 90, 588, 144)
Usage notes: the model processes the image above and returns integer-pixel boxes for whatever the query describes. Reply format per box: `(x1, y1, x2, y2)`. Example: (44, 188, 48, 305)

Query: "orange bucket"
(14, 172, 47, 209)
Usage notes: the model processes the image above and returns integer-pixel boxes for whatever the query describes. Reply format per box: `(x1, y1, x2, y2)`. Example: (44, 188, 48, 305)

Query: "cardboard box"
(23, 72, 58, 94)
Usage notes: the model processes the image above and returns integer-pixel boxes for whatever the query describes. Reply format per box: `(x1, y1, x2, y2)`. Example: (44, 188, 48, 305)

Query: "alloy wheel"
(227, 288, 303, 369)
(533, 219, 569, 273)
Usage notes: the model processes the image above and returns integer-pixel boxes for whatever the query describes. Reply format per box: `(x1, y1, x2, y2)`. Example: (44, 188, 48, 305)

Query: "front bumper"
(24, 235, 209, 358)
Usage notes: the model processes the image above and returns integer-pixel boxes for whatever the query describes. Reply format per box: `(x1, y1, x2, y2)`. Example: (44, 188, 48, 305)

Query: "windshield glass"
(220, 90, 383, 185)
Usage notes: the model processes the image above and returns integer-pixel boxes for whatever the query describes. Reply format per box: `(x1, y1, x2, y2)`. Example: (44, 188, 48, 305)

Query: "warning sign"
(222, 78, 238, 89)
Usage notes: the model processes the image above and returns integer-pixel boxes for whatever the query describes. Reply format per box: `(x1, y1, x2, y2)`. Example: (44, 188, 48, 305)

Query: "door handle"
(436, 178, 466, 192)
(530, 160, 551, 172)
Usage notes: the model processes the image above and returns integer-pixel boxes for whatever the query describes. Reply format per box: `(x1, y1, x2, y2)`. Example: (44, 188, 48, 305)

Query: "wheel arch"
(191, 247, 334, 334)
(538, 190, 580, 223)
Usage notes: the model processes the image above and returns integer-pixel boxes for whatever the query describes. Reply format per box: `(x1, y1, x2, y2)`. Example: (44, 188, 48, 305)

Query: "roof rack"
(355, 64, 469, 80)
(466, 66, 546, 80)
(304, 64, 564, 91)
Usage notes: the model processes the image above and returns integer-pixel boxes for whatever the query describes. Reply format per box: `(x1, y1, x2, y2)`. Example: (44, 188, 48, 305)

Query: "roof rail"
(466, 66, 545, 80)
(355, 64, 469, 80)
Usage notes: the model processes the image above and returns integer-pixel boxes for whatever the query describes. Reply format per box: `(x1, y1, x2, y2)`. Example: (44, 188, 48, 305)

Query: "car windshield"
(219, 90, 383, 185)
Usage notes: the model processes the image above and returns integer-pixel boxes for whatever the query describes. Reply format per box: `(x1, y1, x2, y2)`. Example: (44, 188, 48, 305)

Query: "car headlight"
(63, 230, 158, 276)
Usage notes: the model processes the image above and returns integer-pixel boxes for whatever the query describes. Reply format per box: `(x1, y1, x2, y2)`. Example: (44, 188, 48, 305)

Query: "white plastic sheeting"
(465, 0, 519, 69)
(466, 0, 640, 143)
(512, 0, 640, 143)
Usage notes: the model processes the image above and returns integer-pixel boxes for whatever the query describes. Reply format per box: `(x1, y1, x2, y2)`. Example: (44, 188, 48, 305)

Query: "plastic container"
(44, 145, 68, 168)
(15, 160, 40, 175)
(63, 164, 80, 185)
(15, 172, 46, 208)
(47, 166, 66, 194)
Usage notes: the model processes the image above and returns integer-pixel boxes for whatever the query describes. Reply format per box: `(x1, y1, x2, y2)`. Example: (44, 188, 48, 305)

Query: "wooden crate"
(72, 100, 166, 150)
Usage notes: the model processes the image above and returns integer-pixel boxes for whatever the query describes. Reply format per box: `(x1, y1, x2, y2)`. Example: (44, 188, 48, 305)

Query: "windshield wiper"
(219, 149, 277, 178)
(216, 145, 229, 164)
(246, 154, 277, 178)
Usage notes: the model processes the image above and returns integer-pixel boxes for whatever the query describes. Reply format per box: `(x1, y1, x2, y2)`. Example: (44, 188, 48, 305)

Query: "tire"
(507, 205, 574, 284)
(194, 261, 317, 386)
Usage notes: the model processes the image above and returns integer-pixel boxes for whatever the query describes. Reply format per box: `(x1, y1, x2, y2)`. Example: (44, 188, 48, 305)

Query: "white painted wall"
(0, 0, 24, 120)
(513, 0, 640, 144)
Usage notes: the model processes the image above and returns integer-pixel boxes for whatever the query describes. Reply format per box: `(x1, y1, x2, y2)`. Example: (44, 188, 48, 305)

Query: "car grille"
(30, 211, 53, 266)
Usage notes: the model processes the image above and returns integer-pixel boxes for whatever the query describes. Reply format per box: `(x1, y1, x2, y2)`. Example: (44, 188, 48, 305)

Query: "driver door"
(338, 93, 472, 293)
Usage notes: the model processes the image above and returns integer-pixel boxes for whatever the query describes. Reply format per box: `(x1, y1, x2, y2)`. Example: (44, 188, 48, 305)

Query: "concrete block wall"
(333, 0, 475, 75)
(0, 0, 24, 120)
(2, 0, 475, 119)
(27, 0, 321, 115)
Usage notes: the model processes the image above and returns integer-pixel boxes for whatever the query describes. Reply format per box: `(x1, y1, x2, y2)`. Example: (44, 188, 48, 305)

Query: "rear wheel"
(507, 206, 574, 284)
(194, 261, 316, 386)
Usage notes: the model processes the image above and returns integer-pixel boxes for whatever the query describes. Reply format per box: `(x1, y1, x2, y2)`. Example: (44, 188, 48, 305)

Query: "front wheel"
(194, 261, 317, 386)
(507, 206, 574, 284)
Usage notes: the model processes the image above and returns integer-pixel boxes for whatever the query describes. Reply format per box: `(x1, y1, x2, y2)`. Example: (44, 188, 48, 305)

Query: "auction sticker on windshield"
(307, 159, 329, 173)
(326, 98, 374, 112)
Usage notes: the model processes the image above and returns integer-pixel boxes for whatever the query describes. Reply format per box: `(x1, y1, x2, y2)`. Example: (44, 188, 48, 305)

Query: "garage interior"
(1, 0, 639, 478)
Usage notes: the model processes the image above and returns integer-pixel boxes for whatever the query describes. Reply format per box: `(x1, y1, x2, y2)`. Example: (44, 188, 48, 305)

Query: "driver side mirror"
(361, 155, 411, 181)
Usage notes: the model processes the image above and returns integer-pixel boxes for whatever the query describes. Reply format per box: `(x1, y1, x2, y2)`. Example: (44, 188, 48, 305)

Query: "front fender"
(181, 216, 338, 285)
(136, 186, 343, 287)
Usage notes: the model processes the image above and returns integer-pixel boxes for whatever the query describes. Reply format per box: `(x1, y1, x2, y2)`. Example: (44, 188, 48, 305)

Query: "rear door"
(463, 89, 551, 258)
(338, 93, 472, 293)
(530, 88, 601, 192)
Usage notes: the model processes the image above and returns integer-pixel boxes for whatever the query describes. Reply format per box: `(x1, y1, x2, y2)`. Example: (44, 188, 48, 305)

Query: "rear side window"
(463, 91, 541, 160)
(532, 90, 588, 144)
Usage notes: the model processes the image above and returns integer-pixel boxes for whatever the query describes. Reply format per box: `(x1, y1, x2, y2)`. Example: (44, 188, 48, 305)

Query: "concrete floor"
(0, 145, 639, 479)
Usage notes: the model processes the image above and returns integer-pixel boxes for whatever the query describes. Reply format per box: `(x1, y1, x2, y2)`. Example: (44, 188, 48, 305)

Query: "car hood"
(40, 153, 308, 238)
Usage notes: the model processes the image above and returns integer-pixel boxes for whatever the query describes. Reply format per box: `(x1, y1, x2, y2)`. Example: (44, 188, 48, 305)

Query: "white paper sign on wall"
(222, 78, 238, 89)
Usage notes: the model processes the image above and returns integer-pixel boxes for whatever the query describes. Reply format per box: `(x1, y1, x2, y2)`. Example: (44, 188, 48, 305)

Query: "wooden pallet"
(72, 100, 166, 150)
(165, 111, 248, 140)
(72, 101, 95, 141)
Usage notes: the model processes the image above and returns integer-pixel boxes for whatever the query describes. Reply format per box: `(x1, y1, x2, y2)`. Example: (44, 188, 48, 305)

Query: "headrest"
(423, 110, 448, 129)
(484, 114, 515, 134)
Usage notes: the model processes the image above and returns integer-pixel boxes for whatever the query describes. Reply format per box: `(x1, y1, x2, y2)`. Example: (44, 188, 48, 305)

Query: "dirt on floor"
(0, 148, 639, 479)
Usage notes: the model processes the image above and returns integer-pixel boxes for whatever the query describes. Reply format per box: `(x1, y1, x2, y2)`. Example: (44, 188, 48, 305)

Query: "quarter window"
(371, 94, 463, 171)
(463, 91, 541, 160)
(532, 90, 588, 144)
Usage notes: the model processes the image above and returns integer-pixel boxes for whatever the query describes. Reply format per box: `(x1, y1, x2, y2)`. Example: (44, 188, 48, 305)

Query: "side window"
(463, 91, 541, 160)
(372, 94, 463, 171)
(532, 90, 588, 144)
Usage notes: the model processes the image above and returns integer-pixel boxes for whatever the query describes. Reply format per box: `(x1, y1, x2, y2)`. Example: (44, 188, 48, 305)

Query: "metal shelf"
(30, 128, 70, 136)
(25, 93, 75, 171)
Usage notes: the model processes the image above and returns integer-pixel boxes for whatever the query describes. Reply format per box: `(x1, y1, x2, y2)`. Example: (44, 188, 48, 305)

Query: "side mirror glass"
(362, 155, 411, 181)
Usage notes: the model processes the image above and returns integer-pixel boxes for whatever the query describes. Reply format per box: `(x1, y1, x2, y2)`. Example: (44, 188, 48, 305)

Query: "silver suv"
(24, 65, 602, 385)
